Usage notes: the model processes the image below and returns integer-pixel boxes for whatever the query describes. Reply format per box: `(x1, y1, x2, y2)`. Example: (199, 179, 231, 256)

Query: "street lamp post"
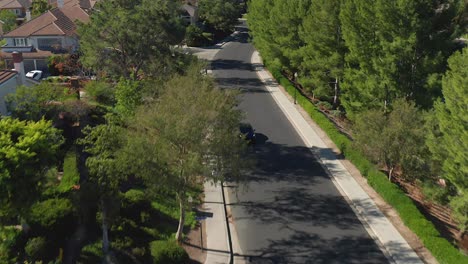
(294, 72, 298, 104)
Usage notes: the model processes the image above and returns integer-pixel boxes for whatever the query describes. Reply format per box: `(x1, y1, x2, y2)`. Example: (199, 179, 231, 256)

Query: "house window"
(37, 38, 62, 51)
(14, 38, 29, 46)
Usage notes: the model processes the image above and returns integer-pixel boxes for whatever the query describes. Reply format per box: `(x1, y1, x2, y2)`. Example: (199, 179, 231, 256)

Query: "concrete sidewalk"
(203, 181, 231, 264)
(251, 51, 423, 264)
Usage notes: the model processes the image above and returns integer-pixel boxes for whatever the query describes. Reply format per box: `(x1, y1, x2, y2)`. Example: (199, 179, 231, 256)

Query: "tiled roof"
(4, 5, 89, 37)
(0, 0, 31, 9)
(0, 70, 17, 85)
(182, 4, 197, 17)
(49, 0, 99, 9)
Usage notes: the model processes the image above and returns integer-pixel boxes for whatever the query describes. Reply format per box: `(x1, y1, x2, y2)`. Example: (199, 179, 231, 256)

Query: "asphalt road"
(211, 25, 389, 264)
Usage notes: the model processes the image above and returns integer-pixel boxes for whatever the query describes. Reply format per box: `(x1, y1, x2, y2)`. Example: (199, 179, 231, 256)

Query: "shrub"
(24, 237, 47, 260)
(124, 189, 146, 204)
(58, 149, 80, 193)
(0, 227, 21, 262)
(450, 193, 468, 235)
(80, 240, 103, 260)
(48, 54, 82, 76)
(85, 81, 115, 105)
(315, 101, 332, 111)
(29, 198, 73, 228)
(185, 24, 206, 47)
(421, 181, 451, 205)
(150, 239, 189, 264)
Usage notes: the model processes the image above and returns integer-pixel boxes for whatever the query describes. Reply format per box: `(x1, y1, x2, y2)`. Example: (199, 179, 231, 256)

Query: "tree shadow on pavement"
(226, 142, 389, 263)
(244, 231, 388, 264)
(212, 59, 254, 70)
(215, 77, 267, 92)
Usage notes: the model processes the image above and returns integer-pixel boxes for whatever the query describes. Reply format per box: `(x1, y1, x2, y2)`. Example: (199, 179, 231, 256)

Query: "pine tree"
(299, 0, 345, 104)
(339, 0, 382, 118)
(340, 0, 461, 118)
(427, 47, 467, 194)
(247, 0, 310, 71)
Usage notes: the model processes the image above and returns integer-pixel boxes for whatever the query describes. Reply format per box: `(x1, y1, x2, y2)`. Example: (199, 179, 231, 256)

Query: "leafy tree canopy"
(78, 0, 186, 79)
(427, 47, 467, 194)
(31, 0, 51, 17)
(130, 64, 246, 242)
(0, 118, 63, 219)
(5, 83, 69, 121)
(353, 99, 427, 181)
(0, 10, 17, 33)
(198, 0, 242, 32)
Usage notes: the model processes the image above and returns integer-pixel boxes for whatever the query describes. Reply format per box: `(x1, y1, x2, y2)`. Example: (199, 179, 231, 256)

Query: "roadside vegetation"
(0, 0, 245, 263)
(185, 0, 243, 47)
(248, 0, 467, 262)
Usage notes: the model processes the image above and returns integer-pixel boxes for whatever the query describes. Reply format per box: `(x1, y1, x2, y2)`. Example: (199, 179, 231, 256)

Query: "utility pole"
(294, 72, 298, 104)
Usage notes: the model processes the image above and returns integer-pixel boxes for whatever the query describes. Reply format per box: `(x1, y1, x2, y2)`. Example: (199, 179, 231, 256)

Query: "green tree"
(450, 193, 468, 239)
(5, 83, 69, 121)
(31, 0, 51, 17)
(81, 123, 126, 258)
(131, 66, 246, 243)
(427, 47, 467, 195)
(0, 118, 63, 221)
(340, 0, 462, 118)
(115, 78, 142, 118)
(85, 80, 115, 106)
(198, 0, 241, 32)
(0, 10, 17, 33)
(299, 0, 345, 104)
(78, 0, 185, 79)
(247, 0, 310, 72)
(353, 99, 427, 181)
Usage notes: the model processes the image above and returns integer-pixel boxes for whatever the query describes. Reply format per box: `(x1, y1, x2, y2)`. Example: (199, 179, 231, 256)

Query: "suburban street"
(211, 24, 389, 264)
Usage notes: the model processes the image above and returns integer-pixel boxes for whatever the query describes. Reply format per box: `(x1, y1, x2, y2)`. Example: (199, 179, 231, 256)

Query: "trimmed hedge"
(29, 198, 74, 228)
(267, 65, 467, 264)
(150, 239, 189, 264)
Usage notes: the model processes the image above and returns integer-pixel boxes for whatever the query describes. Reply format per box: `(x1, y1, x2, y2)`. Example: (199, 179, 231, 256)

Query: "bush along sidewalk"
(267, 64, 467, 264)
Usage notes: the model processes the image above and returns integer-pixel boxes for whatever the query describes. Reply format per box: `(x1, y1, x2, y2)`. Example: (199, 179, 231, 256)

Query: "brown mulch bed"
(182, 221, 206, 264)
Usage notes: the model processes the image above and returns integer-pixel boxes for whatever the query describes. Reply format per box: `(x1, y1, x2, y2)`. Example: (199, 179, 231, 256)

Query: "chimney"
(57, 0, 64, 8)
(26, 10, 31, 21)
(12, 51, 26, 85)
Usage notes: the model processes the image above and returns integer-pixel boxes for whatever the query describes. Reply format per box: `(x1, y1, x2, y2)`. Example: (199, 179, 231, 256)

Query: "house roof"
(4, 5, 89, 37)
(0, 70, 17, 85)
(182, 4, 197, 17)
(0, 0, 31, 9)
(49, 0, 99, 9)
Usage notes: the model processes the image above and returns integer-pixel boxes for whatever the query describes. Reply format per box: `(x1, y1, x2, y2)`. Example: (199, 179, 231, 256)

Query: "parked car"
(26, 70, 43, 80)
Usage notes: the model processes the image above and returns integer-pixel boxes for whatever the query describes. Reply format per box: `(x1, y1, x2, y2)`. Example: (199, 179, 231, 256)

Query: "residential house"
(0, 51, 35, 115)
(0, 70, 19, 114)
(49, 0, 99, 10)
(0, 0, 32, 22)
(0, 4, 89, 73)
(181, 3, 198, 25)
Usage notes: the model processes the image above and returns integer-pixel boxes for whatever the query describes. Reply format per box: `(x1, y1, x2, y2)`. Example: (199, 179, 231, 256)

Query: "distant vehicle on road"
(26, 70, 43, 80)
